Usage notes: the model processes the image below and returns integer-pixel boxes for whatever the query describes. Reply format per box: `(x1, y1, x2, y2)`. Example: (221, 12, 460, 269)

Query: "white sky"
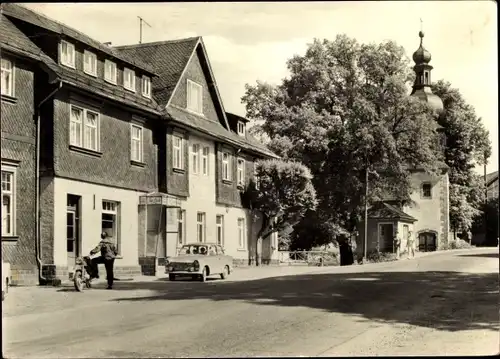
(25, 1, 498, 174)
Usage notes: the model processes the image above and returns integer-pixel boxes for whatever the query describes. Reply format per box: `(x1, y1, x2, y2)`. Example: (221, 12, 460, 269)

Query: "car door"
(208, 245, 221, 273)
(216, 245, 228, 270)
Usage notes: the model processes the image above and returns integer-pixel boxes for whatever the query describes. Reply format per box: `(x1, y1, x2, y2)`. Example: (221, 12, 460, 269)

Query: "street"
(3, 248, 499, 358)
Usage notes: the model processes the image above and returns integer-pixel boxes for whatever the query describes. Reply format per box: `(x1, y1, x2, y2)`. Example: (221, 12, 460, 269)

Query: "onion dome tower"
(410, 31, 443, 114)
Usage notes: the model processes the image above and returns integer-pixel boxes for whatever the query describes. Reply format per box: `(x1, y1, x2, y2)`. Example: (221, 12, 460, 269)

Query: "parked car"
(2, 259, 11, 301)
(165, 243, 233, 282)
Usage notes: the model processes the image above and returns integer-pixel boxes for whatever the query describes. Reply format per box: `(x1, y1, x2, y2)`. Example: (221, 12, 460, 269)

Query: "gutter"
(35, 81, 63, 284)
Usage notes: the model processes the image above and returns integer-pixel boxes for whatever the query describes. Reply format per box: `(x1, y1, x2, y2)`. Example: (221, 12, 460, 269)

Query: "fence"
(278, 250, 340, 267)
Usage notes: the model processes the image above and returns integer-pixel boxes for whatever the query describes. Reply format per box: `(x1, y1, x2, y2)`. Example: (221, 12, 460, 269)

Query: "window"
(104, 60, 117, 84)
(187, 79, 203, 114)
(1, 167, 16, 236)
(177, 209, 185, 245)
(197, 212, 206, 243)
(70, 105, 100, 151)
(60, 40, 75, 68)
(254, 162, 260, 189)
(173, 134, 184, 170)
(83, 50, 97, 76)
(216, 215, 224, 246)
(192, 144, 200, 174)
(422, 183, 432, 198)
(1, 58, 14, 97)
(403, 225, 409, 243)
(202, 147, 209, 176)
(124, 68, 136, 92)
(222, 152, 231, 181)
(238, 218, 246, 249)
(237, 121, 246, 136)
(102, 200, 120, 254)
(141, 76, 151, 98)
(130, 124, 143, 162)
(237, 158, 245, 187)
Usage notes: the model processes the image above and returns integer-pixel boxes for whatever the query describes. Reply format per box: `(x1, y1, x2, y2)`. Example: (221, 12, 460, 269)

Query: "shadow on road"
(108, 270, 499, 333)
(457, 253, 499, 259)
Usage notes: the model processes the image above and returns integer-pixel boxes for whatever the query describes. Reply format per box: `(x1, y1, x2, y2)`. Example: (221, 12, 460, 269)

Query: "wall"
(1, 54, 37, 284)
(49, 177, 144, 267)
(51, 90, 157, 192)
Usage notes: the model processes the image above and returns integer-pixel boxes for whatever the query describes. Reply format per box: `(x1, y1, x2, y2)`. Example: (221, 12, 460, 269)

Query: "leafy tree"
(242, 35, 443, 249)
(432, 81, 492, 237)
(244, 159, 317, 265)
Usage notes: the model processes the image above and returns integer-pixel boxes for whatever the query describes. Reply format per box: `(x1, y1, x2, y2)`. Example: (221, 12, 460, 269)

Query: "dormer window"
(141, 75, 151, 98)
(237, 121, 246, 136)
(187, 79, 203, 114)
(83, 50, 97, 77)
(104, 60, 117, 84)
(124, 68, 136, 92)
(60, 40, 75, 68)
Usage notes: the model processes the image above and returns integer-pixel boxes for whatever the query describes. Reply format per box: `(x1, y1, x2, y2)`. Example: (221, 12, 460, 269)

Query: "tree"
(432, 81, 492, 237)
(244, 159, 317, 265)
(242, 35, 443, 249)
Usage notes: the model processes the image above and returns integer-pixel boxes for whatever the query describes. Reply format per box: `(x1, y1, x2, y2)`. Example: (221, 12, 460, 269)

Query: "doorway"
(67, 195, 81, 266)
(378, 223, 394, 252)
(418, 232, 437, 252)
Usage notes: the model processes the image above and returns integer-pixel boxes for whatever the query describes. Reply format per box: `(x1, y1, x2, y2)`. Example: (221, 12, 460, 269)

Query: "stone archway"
(417, 229, 438, 252)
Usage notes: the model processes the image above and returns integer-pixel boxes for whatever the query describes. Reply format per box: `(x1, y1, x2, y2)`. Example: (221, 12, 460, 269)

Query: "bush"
(365, 250, 398, 263)
(443, 239, 474, 250)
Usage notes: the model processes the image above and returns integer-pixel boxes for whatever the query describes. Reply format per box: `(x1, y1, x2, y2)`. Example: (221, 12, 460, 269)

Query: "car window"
(208, 245, 217, 256)
(217, 245, 224, 254)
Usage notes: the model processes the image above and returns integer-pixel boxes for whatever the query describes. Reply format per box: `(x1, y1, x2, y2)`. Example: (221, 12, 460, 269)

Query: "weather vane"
(420, 18, 423, 32)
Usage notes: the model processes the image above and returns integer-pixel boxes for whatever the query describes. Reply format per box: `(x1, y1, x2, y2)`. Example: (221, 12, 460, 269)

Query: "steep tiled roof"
(167, 106, 278, 159)
(486, 171, 498, 186)
(1, 3, 157, 76)
(369, 202, 417, 222)
(115, 37, 200, 105)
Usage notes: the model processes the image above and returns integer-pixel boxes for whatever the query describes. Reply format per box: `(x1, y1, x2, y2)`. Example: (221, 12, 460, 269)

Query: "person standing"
(407, 231, 415, 259)
(90, 232, 118, 289)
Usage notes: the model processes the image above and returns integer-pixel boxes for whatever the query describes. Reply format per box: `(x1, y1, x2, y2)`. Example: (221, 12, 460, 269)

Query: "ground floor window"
(177, 209, 185, 245)
(216, 215, 224, 246)
(102, 200, 120, 254)
(197, 212, 206, 242)
(238, 217, 246, 249)
(1, 165, 16, 236)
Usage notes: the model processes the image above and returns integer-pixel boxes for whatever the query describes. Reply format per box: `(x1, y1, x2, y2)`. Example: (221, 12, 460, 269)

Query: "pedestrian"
(407, 231, 415, 259)
(90, 232, 118, 289)
(393, 231, 401, 258)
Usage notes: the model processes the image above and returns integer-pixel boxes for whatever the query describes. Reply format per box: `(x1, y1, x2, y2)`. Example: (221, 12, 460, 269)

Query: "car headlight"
(193, 260, 200, 271)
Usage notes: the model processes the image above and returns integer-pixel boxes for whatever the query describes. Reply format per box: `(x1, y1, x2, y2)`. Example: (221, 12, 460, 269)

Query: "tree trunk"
(255, 236, 262, 266)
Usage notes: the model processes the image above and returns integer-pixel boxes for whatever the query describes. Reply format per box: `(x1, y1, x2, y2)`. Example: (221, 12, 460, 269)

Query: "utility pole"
(138, 16, 152, 44)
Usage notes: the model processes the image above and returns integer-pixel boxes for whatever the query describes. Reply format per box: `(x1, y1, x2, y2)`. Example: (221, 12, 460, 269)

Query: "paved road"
(3, 248, 499, 358)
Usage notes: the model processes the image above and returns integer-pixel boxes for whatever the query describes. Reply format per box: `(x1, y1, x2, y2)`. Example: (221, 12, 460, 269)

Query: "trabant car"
(165, 243, 233, 282)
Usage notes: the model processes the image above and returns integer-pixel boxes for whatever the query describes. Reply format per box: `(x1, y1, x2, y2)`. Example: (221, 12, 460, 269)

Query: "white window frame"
(70, 105, 100, 151)
(104, 60, 117, 84)
(422, 182, 432, 199)
(237, 121, 246, 136)
(141, 75, 151, 98)
(102, 200, 120, 255)
(237, 217, 246, 249)
(192, 144, 200, 174)
(222, 152, 232, 181)
(130, 124, 143, 163)
(60, 40, 76, 68)
(197, 212, 206, 243)
(177, 209, 185, 245)
(202, 146, 209, 176)
(83, 50, 97, 77)
(216, 215, 224, 246)
(1, 165, 16, 236)
(124, 67, 136, 92)
(173, 134, 184, 170)
(254, 162, 260, 189)
(237, 157, 245, 187)
(187, 79, 203, 114)
(1, 58, 14, 97)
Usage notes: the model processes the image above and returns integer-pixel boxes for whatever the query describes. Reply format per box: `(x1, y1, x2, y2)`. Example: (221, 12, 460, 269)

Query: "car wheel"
(220, 265, 229, 280)
(169, 274, 176, 281)
(199, 267, 207, 282)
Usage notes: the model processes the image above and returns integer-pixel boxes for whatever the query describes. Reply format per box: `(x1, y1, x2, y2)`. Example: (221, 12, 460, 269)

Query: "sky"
(24, 1, 498, 174)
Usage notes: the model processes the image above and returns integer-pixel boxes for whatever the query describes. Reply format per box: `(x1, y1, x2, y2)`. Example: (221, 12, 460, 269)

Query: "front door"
(378, 223, 394, 252)
(418, 232, 437, 252)
(67, 208, 78, 266)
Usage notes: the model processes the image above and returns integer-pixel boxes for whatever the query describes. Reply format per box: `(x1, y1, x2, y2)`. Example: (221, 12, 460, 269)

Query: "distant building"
(486, 171, 499, 200)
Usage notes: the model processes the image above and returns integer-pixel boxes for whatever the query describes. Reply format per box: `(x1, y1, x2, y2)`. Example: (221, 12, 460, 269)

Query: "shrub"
(365, 250, 398, 263)
(443, 239, 474, 250)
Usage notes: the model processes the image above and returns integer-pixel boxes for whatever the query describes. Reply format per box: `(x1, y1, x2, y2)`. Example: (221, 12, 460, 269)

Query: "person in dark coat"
(90, 232, 118, 289)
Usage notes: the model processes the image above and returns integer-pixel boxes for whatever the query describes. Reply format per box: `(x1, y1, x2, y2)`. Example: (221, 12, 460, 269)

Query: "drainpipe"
(35, 81, 63, 283)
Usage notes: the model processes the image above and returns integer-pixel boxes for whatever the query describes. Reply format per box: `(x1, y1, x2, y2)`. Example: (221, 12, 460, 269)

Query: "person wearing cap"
(90, 232, 118, 289)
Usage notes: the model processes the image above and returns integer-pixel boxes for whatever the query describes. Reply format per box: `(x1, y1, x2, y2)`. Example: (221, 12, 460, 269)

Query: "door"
(378, 223, 394, 252)
(418, 232, 437, 252)
(66, 208, 77, 266)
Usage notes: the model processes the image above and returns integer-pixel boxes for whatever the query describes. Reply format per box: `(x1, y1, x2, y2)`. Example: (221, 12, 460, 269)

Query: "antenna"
(420, 17, 423, 32)
(138, 16, 152, 44)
